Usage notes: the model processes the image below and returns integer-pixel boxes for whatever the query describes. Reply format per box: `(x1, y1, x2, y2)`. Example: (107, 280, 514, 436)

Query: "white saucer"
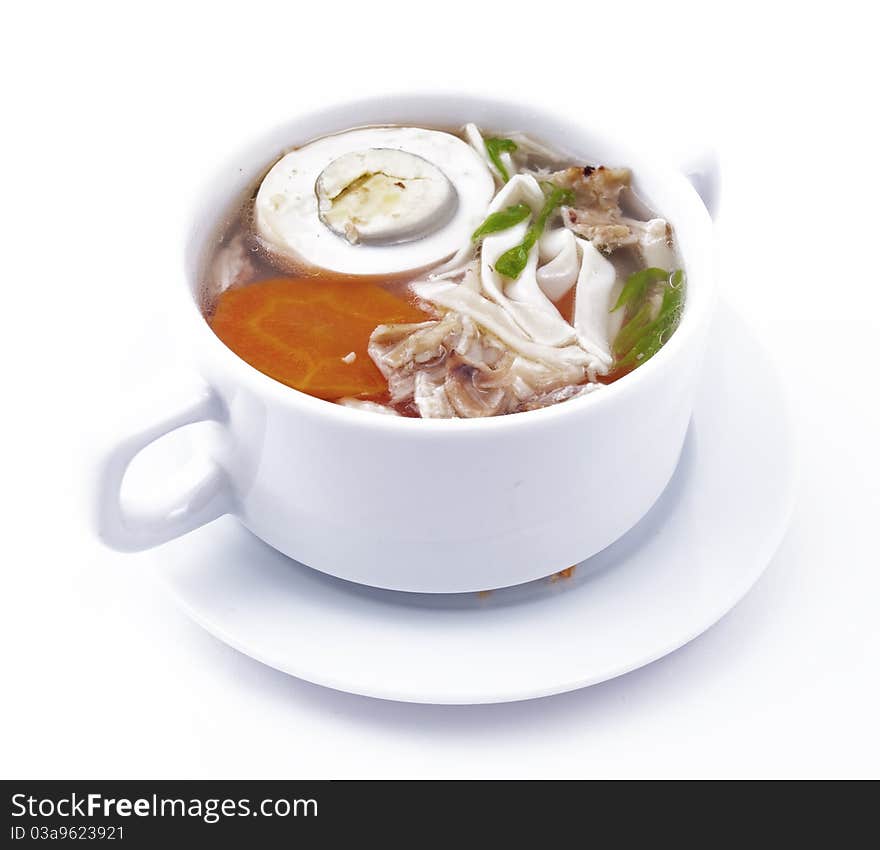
(150, 305, 795, 704)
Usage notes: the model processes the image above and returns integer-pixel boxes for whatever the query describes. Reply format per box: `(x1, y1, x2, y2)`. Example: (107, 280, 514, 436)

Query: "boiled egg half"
(254, 127, 494, 276)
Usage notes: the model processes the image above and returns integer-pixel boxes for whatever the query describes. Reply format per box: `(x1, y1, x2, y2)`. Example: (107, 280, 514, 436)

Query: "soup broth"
(201, 123, 684, 418)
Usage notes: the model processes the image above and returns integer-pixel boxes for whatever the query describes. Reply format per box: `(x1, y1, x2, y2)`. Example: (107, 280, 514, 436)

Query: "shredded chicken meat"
(368, 310, 594, 418)
(551, 166, 674, 266)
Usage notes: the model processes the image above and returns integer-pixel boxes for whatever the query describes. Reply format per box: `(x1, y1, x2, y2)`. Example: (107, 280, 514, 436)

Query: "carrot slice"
(209, 276, 427, 399)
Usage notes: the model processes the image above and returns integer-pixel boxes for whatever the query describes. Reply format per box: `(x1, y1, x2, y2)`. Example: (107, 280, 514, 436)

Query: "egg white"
(254, 126, 495, 276)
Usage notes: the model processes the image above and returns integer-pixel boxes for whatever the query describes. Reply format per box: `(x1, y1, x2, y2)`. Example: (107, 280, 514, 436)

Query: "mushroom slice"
(444, 355, 510, 418)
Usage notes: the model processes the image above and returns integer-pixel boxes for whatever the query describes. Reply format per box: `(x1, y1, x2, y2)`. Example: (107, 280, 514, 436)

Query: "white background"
(2, 1, 878, 778)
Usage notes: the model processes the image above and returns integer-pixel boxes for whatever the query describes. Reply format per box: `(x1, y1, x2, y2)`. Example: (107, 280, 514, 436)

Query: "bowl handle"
(680, 149, 720, 220)
(95, 377, 234, 552)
